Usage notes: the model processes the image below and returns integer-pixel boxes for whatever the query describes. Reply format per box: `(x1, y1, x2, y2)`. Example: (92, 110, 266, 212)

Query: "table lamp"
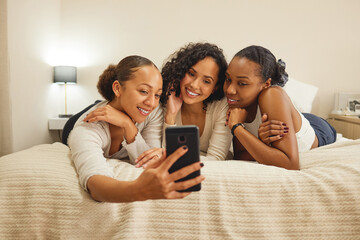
(54, 66, 77, 118)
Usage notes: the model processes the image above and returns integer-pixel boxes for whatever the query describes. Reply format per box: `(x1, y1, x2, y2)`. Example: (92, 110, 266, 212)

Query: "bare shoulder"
(258, 86, 292, 114)
(259, 86, 290, 105)
(259, 86, 285, 100)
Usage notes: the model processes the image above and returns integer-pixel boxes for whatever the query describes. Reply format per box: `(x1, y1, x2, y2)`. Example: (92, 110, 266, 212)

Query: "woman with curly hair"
(159, 42, 232, 161)
(224, 45, 336, 170)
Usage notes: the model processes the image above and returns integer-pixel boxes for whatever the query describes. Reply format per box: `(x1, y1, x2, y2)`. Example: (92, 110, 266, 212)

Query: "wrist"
(231, 122, 245, 136)
(129, 179, 145, 202)
(165, 113, 176, 125)
(123, 120, 138, 144)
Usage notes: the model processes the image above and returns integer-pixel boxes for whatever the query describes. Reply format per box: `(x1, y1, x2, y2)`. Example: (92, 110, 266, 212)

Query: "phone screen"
(165, 125, 201, 192)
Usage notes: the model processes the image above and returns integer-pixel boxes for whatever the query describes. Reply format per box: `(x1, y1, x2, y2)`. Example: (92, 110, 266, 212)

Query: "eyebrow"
(139, 83, 162, 91)
(190, 67, 215, 81)
(225, 72, 249, 80)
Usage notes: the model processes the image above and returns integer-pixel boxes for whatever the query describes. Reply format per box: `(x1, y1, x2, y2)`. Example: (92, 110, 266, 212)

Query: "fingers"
(261, 113, 268, 123)
(169, 161, 204, 182)
(173, 175, 205, 192)
(145, 149, 167, 169)
(165, 191, 192, 199)
(135, 148, 163, 167)
(83, 107, 107, 123)
(160, 146, 188, 171)
(259, 120, 288, 131)
(261, 135, 284, 145)
(225, 109, 231, 126)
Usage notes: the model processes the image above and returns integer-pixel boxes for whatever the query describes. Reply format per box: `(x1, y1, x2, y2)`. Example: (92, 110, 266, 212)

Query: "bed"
(1, 138, 360, 239)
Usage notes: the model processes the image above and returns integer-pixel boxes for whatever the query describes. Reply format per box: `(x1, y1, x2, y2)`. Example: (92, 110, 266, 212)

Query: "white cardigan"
(163, 98, 232, 160)
(68, 101, 163, 191)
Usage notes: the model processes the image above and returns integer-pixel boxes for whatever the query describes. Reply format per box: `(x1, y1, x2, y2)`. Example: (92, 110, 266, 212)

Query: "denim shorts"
(302, 113, 337, 147)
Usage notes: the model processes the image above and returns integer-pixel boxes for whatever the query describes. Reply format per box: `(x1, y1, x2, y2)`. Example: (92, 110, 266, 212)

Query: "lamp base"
(58, 114, 73, 118)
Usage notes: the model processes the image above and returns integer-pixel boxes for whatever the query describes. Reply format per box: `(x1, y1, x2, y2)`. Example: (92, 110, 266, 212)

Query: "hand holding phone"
(166, 126, 201, 192)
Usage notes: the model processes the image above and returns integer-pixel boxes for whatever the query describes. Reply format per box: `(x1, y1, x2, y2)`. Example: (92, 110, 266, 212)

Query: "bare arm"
(233, 136, 254, 161)
(229, 87, 299, 170)
(87, 146, 205, 202)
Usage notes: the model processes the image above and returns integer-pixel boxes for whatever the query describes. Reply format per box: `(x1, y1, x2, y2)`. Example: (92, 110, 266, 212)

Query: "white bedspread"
(1, 140, 360, 239)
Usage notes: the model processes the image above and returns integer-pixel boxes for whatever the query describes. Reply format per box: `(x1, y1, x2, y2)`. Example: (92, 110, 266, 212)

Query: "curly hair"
(234, 45, 288, 87)
(160, 42, 228, 108)
(97, 55, 156, 101)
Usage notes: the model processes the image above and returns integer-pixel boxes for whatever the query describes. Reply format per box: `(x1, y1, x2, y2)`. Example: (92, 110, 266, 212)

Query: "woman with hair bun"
(68, 55, 204, 202)
(224, 46, 336, 170)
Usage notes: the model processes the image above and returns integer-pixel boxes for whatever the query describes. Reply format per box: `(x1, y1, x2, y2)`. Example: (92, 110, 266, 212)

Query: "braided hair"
(234, 45, 288, 87)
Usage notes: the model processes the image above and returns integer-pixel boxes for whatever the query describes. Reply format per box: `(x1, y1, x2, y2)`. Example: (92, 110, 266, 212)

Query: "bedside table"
(48, 117, 69, 130)
(327, 114, 360, 139)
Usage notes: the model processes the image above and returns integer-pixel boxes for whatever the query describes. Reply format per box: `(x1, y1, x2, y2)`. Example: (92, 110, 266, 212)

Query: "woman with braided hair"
(224, 45, 336, 170)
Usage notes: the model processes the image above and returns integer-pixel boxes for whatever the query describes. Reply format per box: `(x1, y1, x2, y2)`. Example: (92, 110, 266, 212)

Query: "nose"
(144, 94, 158, 108)
(225, 83, 236, 95)
(190, 77, 201, 89)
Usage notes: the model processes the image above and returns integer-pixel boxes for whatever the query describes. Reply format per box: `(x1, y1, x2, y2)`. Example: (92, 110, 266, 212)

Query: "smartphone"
(166, 125, 201, 192)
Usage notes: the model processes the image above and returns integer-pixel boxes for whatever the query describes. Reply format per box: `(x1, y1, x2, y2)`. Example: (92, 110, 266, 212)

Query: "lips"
(185, 88, 200, 98)
(226, 97, 239, 105)
(137, 107, 151, 116)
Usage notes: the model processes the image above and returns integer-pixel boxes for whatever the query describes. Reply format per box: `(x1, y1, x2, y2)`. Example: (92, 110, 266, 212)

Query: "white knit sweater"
(68, 101, 163, 191)
(163, 97, 232, 160)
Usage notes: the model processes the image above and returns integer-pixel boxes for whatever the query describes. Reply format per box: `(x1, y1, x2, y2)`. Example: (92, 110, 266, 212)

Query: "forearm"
(234, 150, 254, 161)
(165, 112, 177, 125)
(123, 120, 138, 144)
(233, 126, 298, 169)
(87, 175, 142, 203)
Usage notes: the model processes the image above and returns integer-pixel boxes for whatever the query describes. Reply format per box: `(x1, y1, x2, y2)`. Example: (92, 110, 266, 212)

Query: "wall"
(7, 0, 360, 153)
(59, 0, 360, 116)
(7, 0, 61, 152)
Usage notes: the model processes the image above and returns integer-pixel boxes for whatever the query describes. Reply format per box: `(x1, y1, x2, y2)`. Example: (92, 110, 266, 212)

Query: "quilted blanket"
(1, 140, 360, 239)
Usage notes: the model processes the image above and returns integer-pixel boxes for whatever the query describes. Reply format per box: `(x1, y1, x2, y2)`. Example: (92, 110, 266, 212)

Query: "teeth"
(186, 88, 200, 96)
(227, 98, 237, 103)
(138, 107, 150, 114)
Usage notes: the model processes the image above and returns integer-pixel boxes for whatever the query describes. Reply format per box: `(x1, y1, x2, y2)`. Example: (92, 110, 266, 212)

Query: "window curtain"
(0, 0, 13, 156)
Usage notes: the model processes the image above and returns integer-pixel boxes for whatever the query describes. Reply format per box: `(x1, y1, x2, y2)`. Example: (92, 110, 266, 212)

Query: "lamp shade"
(54, 66, 77, 84)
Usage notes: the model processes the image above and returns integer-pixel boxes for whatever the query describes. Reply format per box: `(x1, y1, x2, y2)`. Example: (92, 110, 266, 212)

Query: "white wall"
(7, 0, 360, 152)
(8, 0, 61, 152)
(59, 0, 360, 116)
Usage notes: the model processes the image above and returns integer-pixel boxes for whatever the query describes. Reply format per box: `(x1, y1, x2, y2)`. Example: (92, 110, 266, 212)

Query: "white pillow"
(283, 78, 318, 113)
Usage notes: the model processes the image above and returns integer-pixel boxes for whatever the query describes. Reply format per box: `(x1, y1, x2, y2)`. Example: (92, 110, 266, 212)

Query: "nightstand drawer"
(328, 114, 360, 139)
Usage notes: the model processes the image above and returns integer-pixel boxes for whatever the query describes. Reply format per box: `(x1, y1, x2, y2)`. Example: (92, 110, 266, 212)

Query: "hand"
(135, 148, 164, 168)
(165, 90, 183, 124)
(83, 105, 134, 129)
(258, 113, 288, 145)
(134, 146, 205, 200)
(226, 108, 248, 129)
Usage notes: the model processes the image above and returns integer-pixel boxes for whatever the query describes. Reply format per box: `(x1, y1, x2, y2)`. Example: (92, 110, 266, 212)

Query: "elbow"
(88, 186, 103, 202)
(285, 157, 300, 170)
(87, 177, 104, 202)
(286, 164, 300, 171)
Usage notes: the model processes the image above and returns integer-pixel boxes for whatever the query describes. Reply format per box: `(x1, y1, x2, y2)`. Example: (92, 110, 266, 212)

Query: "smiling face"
(180, 57, 219, 105)
(113, 65, 162, 123)
(224, 57, 268, 109)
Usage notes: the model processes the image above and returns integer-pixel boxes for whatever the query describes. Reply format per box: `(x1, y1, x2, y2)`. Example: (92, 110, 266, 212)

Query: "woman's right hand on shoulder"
(258, 113, 289, 145)
(83, 105, 134, 128)
(134, 146, 205, 200)
(165, 90, 183, 124)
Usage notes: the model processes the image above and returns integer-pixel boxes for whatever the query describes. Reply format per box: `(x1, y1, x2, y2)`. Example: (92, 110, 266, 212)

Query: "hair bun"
(277, 59, 286, 69)
(276, 59, 288, 87)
